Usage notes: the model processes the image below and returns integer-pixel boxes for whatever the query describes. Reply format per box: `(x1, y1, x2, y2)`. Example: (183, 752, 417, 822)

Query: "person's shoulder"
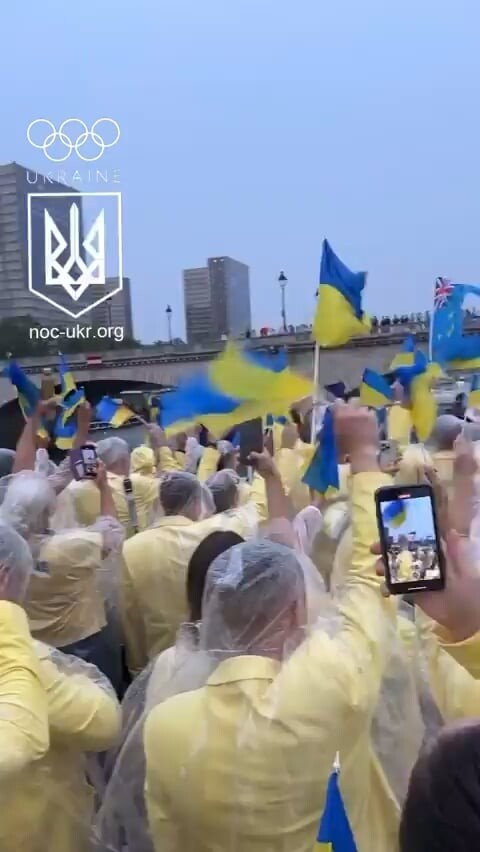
(144, 687, 204, 744)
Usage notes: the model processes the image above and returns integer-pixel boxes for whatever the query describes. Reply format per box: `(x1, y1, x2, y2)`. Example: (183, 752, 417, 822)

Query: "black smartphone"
(239, 418, 263, 466)
(375, 484, 445, 595)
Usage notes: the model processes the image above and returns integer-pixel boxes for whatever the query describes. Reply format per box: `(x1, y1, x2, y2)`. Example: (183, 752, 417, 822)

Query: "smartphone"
(375, 484, 445, 595)
(70, 444, 98, 480)
(239, 418, 263, 466)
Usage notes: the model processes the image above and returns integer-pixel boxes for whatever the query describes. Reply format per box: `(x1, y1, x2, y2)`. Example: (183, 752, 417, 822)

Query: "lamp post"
(278, 271, 288, 333)
(166, 304, 173, 343)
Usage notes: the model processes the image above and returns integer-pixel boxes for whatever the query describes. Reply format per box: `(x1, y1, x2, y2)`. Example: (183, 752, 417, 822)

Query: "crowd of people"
(2, 394, 480, 851)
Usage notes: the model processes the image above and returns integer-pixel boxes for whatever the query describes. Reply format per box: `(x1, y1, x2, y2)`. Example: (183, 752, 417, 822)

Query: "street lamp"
(278, 271, 288, 333)
(166, 304, 173, 343)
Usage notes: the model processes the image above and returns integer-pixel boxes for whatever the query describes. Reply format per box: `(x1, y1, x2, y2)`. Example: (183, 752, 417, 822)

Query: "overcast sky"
(2, 0, 480, 342)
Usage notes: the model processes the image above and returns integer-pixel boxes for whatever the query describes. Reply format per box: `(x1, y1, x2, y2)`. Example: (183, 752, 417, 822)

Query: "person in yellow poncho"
(0, 519, 121, 852)
(143, 405, 400, 852)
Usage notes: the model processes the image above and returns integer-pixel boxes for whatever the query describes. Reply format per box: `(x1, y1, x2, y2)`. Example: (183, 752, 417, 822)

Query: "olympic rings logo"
(26, 118, 121, 162)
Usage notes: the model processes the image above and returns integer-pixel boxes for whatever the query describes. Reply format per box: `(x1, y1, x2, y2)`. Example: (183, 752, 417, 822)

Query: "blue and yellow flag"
(431, 278, 480, 369)
(393, 350, 438, 443)
(160, 343, 311, 437)
(54, 414, 77, 450)
(59, 354, 85, 425)
(96, 396, 133, 427)
(389, 336, 416, 371)
(360, 369, 393, 409)
(469, 375, 480, 409)
(302, 408, 339, 495)
(315, 765, 357, 851)
(382, 498, 407, 529)
(313, 240, 370, 348)
(2, 360, 40, 417)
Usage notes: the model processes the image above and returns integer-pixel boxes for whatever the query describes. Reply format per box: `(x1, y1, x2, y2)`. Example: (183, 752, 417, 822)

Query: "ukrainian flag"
(359, 369, 393, 409)
(394, 351, 438, 442)
(54, 414, 77, 450)
(313, 240, 370, 348)
(382, 499, 407, 529)
(302, 408, 339, 495)
(469, 375, 480, 409)
(315, 764, 358, 851)
(59, 354, 85, 425)
(96, 396, 134, 427)
(2, 360, 40, 417)
(389, 336, 416, 371)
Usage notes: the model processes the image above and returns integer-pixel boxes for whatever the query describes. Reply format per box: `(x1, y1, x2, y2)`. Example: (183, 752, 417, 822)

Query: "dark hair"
(400, 720, 480, 852)
(186, 531, 244, 622)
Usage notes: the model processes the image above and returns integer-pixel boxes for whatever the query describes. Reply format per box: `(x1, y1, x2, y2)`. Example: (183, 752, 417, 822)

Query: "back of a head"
(0, 521, 34, 603)
(159, 471, 202, 520)
(130, 444, 155, 476)
(187, 530, 244, 622)
(431, 414, 463, 452)
(207, 469, 240, 514)
(0, 471, 55, 539)
(200, 538, 306, 658)
(400, 720, 480, 852)
(96, 437, 130, 474)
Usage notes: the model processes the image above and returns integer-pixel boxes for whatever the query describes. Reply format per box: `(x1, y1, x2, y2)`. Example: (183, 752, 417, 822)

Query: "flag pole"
(310, 343, 320, 443)
(428, 282, 435, 362)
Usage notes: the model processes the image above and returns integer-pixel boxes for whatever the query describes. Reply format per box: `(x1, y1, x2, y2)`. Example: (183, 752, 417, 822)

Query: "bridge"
(0, 329, 432, 408)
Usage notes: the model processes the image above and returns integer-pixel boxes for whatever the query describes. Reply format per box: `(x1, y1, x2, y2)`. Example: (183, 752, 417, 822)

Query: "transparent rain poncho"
(0, 470, 124, 652)
(96, 437, 130, 471)
(207, 469, 241, 514)
(157, 471, 214, 520)
(0, 641, 121, 852)
(96, 532, 425, 852)
(96, 537, 335, 852)
(184, 436, 204, 474)
(0, 520, 34, 602)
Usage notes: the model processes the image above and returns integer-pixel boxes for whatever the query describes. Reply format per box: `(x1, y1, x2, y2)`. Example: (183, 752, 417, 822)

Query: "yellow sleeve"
(175, 451, 186, 470)
(0, 601, 49, 779)
(284, 472, 394, 725)
(425, 630, 480, 719)
(158, 447, 182, 472)
(436, 629, 480, 680)
(275, 448, 310, 512)
(120, 544, 149, 676)
(144, 710, 181, 852)
(387, 405, 412, 447)
(248, 474, 268, 522)
(38, 650, 121, 751)
(197, 447, 220, 483)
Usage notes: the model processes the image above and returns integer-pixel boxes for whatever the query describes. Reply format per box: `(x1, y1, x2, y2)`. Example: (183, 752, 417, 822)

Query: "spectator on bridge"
(121, 470, 260, 676)
(68, 436, 159, 536)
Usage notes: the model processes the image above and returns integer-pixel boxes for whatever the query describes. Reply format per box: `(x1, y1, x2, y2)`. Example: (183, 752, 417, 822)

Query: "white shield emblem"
(27, 191, 123, 319)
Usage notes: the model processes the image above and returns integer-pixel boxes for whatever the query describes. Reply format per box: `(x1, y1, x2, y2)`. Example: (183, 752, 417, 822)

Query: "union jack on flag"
(434, 277, 454, 309)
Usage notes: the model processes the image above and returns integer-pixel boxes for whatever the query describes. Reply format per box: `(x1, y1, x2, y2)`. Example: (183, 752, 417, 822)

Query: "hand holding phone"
(70, 444, 98, 481)
(375, 484, 445, 595)
(239, 418, 263, 466)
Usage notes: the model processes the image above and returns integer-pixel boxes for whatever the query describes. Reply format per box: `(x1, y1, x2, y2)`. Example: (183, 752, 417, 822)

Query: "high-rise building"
(0, 162, 90, 326)
(89, 277, 134, 339)
(183, 266, 213, 343)
(183, 256, 251, 343)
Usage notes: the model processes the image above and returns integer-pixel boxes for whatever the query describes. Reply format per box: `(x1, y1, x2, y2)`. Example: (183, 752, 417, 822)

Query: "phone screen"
(69, 445, 98, 480)
(375, 484, 445, 595)
(238, 418, 263, 466)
